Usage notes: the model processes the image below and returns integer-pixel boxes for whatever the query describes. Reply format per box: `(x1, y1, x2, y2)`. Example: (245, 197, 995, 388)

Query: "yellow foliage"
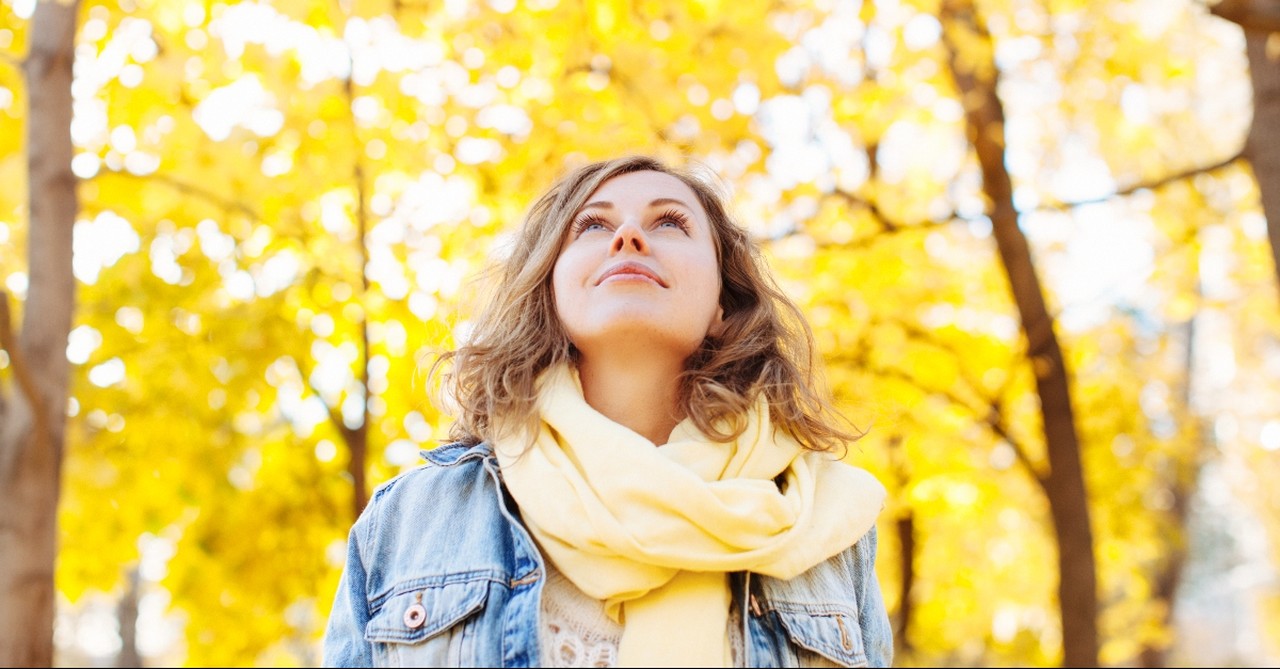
(0, 0, 1275, 666)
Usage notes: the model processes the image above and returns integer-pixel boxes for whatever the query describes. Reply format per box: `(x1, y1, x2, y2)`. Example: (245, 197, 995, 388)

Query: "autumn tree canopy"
(0, 0, 1278, 666)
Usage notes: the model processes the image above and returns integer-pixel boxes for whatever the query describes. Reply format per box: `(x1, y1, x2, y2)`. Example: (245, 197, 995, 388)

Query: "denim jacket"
(323, 442, 893, 667)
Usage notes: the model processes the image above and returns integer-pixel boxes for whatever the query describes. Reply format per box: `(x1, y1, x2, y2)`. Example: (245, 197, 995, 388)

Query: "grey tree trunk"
(941, 1, 1099, 665)
(0, 0, 81, 666)
(116, 567, 142, 668)
(1139, 313, 1207, 668)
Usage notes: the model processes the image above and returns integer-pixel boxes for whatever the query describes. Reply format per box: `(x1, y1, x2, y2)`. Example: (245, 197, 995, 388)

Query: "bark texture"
(1244, 18, 1280, 297)
(893, 513, 916, 657)
(0, 1, 81, 666)
(343, 69, 370, 519)
(116, 567, 142, 668)
(1212, 1, 1280, 295)
(885, 435, 916, 658)
(940, 1, 1099, 665)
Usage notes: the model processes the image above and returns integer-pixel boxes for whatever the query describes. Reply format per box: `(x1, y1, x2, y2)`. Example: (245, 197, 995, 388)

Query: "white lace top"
(538, 561, 745, 668)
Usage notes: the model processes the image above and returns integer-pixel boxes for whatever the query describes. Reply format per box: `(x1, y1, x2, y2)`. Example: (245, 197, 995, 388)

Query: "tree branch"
(1034, 151, 1246, 211)
(0, 292, 10, 414)
(97, 168, 263, 222)
(830, 188, 967, 236)
(0, 292, 35, 409)
(866, 361, 1048, 487)
(0, 290, 50, 479)
(760, 151, 1242, 248)
(340, 28, 372, 516)
(835, 317, 1050, 485)
(0, 52, 22, 71)
(1209, 0, 1280, 32)
(758, 190, 961, 250)
(815, 218, 955, 250)
(896, 322, 1046, 482)
(289, 355, 356, 444)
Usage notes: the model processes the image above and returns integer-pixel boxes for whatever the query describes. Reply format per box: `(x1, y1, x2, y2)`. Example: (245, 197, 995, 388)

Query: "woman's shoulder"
(365, 442, 493, 505)
(355, 441, 506, 541)
(349, 441, 517, 589)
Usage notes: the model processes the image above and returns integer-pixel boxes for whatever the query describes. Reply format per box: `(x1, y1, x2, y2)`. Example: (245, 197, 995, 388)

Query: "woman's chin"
(570, 323, 707, 359)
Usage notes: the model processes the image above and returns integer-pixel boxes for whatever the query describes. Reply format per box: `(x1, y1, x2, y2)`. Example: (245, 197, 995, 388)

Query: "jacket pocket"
(365, 577, 490, 667)
(772, 603, 868, 668)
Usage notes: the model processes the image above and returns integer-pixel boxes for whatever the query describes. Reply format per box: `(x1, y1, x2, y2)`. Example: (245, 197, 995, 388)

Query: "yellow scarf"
(495, 364, 885, 667)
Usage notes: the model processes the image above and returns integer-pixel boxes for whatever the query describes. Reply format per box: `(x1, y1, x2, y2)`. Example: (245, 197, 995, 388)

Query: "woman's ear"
(707, 306, 726, 338)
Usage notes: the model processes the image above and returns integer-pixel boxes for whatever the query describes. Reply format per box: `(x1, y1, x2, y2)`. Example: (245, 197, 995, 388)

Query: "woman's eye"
(656, 212, 689, 231)
(573, 216, 610, 234)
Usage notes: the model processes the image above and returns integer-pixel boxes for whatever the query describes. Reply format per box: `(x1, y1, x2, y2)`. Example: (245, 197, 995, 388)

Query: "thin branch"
(829, 187, 942, 235)
(0, 290, 51, 479)
(97, 168, 263, 222)
(293, 356, 357, 445)
(759, 191, 962, 250)
(773, 151, 1244, 247)
(315, 383, 358, 446)
(1034, 151, 1246, 212)
(867, 361, 1048, 486)
(828, 317, 1049, 484)
(982, 401, 1043, 483)
(809, 218, 955, 251)
(0, 292, 10, 411)
(0, 52, 22, 70)
(893, 318, 1023, 399)
(887, 320, 1046, 481)
(0, 292, 36, 407)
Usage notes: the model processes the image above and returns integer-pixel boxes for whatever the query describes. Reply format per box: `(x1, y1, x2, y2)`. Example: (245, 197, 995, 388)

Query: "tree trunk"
(1213, 1, 1280, 295)
(1140, 276, 1210, 667)
(940, 1, 1099, 665)
(0, 1, 81, 666)
(342, 67, 370, 519)
(883, 435, 916, 658)
(894, 513, 916, 657)
(1244, 17, 1280, 298)
(116, 566, 142, 668)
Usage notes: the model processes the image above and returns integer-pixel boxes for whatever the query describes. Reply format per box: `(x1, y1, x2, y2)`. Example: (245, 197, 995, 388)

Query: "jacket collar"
(420, 441, 492, 467)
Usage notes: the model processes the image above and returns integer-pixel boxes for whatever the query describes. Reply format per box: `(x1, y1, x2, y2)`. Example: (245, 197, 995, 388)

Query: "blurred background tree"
(0, 0, 1277, 666)
(0, 0, 78, 665)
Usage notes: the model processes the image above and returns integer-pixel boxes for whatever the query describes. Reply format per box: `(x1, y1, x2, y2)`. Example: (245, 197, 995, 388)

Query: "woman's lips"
(597, 261, 667, 287)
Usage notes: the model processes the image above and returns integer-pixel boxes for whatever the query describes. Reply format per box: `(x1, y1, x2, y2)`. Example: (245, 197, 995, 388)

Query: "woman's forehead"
(584, 170, 706, 214)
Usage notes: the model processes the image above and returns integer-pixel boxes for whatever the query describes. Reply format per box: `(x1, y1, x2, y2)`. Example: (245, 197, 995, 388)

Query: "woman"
(323, 156, 891, 667)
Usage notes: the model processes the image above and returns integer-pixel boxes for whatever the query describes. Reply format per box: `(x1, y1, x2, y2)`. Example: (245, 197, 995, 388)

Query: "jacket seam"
(357, 497, 379, 623)
(369, 571, 505, 612)
(423, 442, 491, 467)
(764, 599, 859, 618)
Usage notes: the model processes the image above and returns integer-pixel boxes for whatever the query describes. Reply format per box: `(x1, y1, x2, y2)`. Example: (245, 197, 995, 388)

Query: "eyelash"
(570, 209, 691, 235)
(571, 214, 610, 235)
(656, 209, 691, 231)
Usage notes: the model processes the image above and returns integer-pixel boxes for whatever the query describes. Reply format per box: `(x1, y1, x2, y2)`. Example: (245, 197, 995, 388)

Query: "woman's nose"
(610, 221, 650, 255)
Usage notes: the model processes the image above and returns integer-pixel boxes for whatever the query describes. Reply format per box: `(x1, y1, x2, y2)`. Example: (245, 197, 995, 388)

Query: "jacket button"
(403, 603, 426, 629)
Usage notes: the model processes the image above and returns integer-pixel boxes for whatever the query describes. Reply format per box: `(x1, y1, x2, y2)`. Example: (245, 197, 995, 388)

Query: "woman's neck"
(575, 355, 684, 446)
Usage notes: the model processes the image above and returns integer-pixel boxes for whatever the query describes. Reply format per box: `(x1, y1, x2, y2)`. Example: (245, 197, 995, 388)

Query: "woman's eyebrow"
(580, 197, 694, 211)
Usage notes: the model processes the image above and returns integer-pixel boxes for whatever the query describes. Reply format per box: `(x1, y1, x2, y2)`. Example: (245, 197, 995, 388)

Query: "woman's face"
(552, 170, 723, 361)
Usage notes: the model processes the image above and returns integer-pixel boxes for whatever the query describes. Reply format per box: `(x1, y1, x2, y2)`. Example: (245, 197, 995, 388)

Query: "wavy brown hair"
(433, 155, 861, 452)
